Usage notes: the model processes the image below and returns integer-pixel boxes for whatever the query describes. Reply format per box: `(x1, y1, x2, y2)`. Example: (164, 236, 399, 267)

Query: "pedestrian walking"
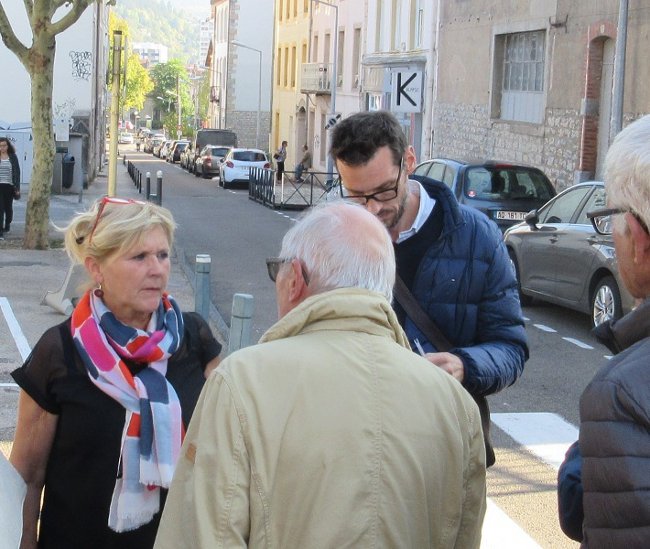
(0, 136, 21, 239)
(330, 110, 529, 467)
(558, 114, 650, 545)
(155, 201, 486, 549)
(274, 140, 287, 182)
(9, 197, 222, 548)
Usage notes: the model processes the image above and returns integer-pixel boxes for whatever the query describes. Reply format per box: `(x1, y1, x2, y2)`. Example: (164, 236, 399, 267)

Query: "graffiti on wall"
(70, 51, 92, 81)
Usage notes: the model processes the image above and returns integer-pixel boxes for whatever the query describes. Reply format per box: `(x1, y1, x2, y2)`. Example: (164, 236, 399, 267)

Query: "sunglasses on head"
(76, 196, 146, 245)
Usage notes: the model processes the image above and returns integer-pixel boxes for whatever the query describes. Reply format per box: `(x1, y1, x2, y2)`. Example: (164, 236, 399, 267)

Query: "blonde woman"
(10, 197, 222, 548)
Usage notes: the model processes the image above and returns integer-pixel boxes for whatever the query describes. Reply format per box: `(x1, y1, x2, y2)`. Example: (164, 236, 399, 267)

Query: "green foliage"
(150, 60, 195, 134)
(112, 0, 207, 63)
(124, 53, 153, 110)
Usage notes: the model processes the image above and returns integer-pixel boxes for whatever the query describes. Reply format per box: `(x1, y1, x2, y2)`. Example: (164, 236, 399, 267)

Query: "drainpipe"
(610, 0, 628, 142)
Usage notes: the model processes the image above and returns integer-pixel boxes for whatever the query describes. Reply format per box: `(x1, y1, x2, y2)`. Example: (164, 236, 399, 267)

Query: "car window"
(464, 166, 555, 201)
(413, 162, 431, 176)
(426, 162, 446, 182)
(538, 186, 591, 224)
(176, 143, 187, 150)
(576, 186, 606, 225)
(212, 147, 230, 157)
(443, 166, 455, 188)
(233, 151, 266, 161)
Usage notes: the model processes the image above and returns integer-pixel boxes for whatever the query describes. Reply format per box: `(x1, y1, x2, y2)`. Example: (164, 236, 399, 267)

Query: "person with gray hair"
(155, 201, 487, 549)
(558, 114, 650, 545)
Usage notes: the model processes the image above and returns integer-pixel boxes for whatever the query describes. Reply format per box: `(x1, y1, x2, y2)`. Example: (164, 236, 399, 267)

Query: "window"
(576, 187, 607, 225)
(284, 47, 289, 87)
(276, 47, 281, 86)
(312, 34, 319, 62)
(291, 46, 297, 88)
(497, 30, 546, 123)
(337, 30, 345, 87)
(352, 28, 361, 88)
(539, 187, 591, 224)
(324, 33, 331, 65)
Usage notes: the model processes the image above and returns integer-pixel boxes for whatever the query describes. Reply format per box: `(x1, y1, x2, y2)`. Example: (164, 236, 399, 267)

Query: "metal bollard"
(155, 170, 163, 205)
(228, 293, 254, 354)
(123, 155, 126, 166)
(145, 171, 151, 199)
(138, 171, 142, 192)
(194, 254, 211, 322)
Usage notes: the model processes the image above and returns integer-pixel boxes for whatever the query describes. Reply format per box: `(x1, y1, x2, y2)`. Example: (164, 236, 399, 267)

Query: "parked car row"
(414, 157, 630, 327)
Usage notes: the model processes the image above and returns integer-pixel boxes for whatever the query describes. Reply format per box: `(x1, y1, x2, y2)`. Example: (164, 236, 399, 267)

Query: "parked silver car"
(504, 181, 634, 327)
(194, 145, 232, 179)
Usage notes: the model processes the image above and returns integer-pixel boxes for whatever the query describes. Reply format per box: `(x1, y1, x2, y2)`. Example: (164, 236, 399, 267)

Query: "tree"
(150, 59, 193, 138)
(108, 12, 152, 114)
(0, 0, 106, 249)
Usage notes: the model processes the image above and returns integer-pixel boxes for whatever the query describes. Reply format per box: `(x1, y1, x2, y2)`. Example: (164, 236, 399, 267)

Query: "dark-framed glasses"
(587, 207, 649, 236)
(338, 157, 404, 205)
(265, 257, 310, 284)
(77, 196, 146, 244)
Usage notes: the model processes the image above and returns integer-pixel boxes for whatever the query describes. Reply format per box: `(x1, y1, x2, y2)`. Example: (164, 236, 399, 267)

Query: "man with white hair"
(155, 201, 486, 548)
(558, 115, 650, 546)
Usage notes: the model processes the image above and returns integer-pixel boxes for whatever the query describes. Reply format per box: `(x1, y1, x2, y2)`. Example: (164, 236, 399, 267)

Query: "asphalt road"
(129, 149, 595, 548)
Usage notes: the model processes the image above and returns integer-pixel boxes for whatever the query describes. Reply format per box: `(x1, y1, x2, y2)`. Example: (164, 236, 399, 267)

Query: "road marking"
(492, 412, 578, 470)
(532, 323, 557, 333)
(481, 499, 541, 548)
(0, 297, 31, 362)
(561, 337, 594, 350)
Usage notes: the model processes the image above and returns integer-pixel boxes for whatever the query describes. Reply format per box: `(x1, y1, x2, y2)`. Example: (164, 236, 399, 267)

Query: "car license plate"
(496, 210, 527, 221)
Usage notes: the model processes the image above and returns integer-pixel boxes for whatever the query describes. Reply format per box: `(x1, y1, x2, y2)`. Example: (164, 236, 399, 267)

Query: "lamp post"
(310, 0, 338, 180)
(231, 40, 262, 149)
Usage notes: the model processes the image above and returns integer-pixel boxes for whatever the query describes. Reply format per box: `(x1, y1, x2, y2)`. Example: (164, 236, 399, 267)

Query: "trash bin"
(62, 154, 75, 189)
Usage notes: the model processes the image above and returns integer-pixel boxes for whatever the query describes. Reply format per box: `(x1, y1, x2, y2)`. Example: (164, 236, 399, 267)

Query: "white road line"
(0, 297, 31, 361)
(491, 412, 578, 471)
(532, 323, 557, 333)
(561, 337, 594, 350)
(481, 499, 541, 548)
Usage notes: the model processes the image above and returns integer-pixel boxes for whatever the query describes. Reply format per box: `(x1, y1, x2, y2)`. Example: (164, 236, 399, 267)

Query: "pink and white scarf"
(71, 290, 184, 532)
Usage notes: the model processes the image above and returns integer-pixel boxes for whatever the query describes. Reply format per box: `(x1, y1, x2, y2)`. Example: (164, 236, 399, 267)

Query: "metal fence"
(249, 168, 335, 210)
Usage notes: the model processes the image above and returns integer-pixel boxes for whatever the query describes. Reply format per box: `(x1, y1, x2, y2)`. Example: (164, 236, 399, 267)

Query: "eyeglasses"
(77, 196, 146, 244)
(587, 207, 649, 236)
(338, 157, 404, 205)
(265, 257, 310, 284)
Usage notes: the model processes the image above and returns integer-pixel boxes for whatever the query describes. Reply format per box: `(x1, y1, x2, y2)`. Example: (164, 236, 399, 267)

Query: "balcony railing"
(300, 63, 333, 94)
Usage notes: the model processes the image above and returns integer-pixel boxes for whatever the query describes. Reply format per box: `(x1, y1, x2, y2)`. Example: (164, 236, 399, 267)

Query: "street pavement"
(0, 152, 579, 548)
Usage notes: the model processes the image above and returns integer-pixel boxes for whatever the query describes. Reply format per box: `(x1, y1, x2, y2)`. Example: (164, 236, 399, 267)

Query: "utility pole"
(177, 74, 182, 139)
(108, 31, 122, 196)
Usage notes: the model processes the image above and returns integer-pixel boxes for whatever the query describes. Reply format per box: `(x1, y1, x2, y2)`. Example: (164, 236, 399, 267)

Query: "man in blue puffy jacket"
(330, 111, 529, 466)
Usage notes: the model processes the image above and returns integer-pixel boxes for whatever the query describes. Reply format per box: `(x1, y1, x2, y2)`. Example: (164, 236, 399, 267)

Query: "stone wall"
(227, 110, 271, 152)
(433, 103, 583, 191)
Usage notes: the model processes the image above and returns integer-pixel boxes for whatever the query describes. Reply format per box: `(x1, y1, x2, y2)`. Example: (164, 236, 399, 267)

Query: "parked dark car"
(504, 181, 634, 327)
(413, 159, 557, 231)
(194, 145, 232, 179)
(167, 140, 190, 163)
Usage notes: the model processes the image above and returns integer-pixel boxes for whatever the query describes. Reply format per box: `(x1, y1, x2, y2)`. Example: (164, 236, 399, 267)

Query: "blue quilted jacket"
(405, 175, 528, 397)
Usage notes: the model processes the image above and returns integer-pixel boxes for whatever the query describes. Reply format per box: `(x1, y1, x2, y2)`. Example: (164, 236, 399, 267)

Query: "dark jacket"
(9, 153, 20, 190)
(407, 175, 529, 397)
(573, 298, 650, 547)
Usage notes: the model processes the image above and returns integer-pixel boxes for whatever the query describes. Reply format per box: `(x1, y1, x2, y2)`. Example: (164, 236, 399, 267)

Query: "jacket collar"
(410, 174, 465, 237)
(260, 288, 411, 350)
(593, 297, 650, 354)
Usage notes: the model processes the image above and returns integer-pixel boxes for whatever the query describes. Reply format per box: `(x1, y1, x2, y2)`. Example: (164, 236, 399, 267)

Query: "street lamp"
(310, 0, 338, 180)
(231, 40, 262, 149)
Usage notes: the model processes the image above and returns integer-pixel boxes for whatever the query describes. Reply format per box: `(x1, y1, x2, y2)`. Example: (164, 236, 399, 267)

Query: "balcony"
(300, 63, 333, 94)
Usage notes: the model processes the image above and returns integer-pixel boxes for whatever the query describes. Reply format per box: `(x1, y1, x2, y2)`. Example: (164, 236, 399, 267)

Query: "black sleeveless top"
(12, 312, 221, 549)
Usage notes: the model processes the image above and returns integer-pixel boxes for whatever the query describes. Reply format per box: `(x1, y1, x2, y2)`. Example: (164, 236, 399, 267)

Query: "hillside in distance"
(113, 0, 211, 63)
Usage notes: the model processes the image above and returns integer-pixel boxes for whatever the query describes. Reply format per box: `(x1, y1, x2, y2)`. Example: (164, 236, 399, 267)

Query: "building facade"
(132, 42, 169, 67)
(208, 0, 274, 151)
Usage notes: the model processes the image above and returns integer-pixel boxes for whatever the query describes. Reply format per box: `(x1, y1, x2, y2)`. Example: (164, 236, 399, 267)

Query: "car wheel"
(202, 168, 210, 179)
(508, 249, 533, 306)
(194, 166, 201, 177)
(591, 275, 622, 328)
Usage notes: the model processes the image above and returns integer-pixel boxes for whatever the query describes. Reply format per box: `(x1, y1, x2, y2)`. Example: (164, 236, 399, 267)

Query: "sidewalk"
(0, 159, 225, 455)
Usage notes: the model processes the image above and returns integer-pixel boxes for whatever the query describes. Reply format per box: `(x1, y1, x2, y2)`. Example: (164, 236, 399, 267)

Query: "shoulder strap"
(394, 275, 453, 352)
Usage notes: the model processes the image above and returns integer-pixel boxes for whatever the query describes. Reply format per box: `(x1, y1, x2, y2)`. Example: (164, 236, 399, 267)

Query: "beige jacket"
(155, 289, 486, 548)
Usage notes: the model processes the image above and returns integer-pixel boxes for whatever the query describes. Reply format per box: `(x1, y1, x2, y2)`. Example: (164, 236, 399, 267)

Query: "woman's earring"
(94, 283, 104, 298)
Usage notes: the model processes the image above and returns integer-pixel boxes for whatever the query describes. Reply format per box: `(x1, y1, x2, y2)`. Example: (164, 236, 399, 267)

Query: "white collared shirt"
(396, 181, 436, 244)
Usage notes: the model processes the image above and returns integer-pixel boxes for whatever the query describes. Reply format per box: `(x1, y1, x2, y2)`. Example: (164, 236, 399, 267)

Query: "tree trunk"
(23, 34, 56, 250)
